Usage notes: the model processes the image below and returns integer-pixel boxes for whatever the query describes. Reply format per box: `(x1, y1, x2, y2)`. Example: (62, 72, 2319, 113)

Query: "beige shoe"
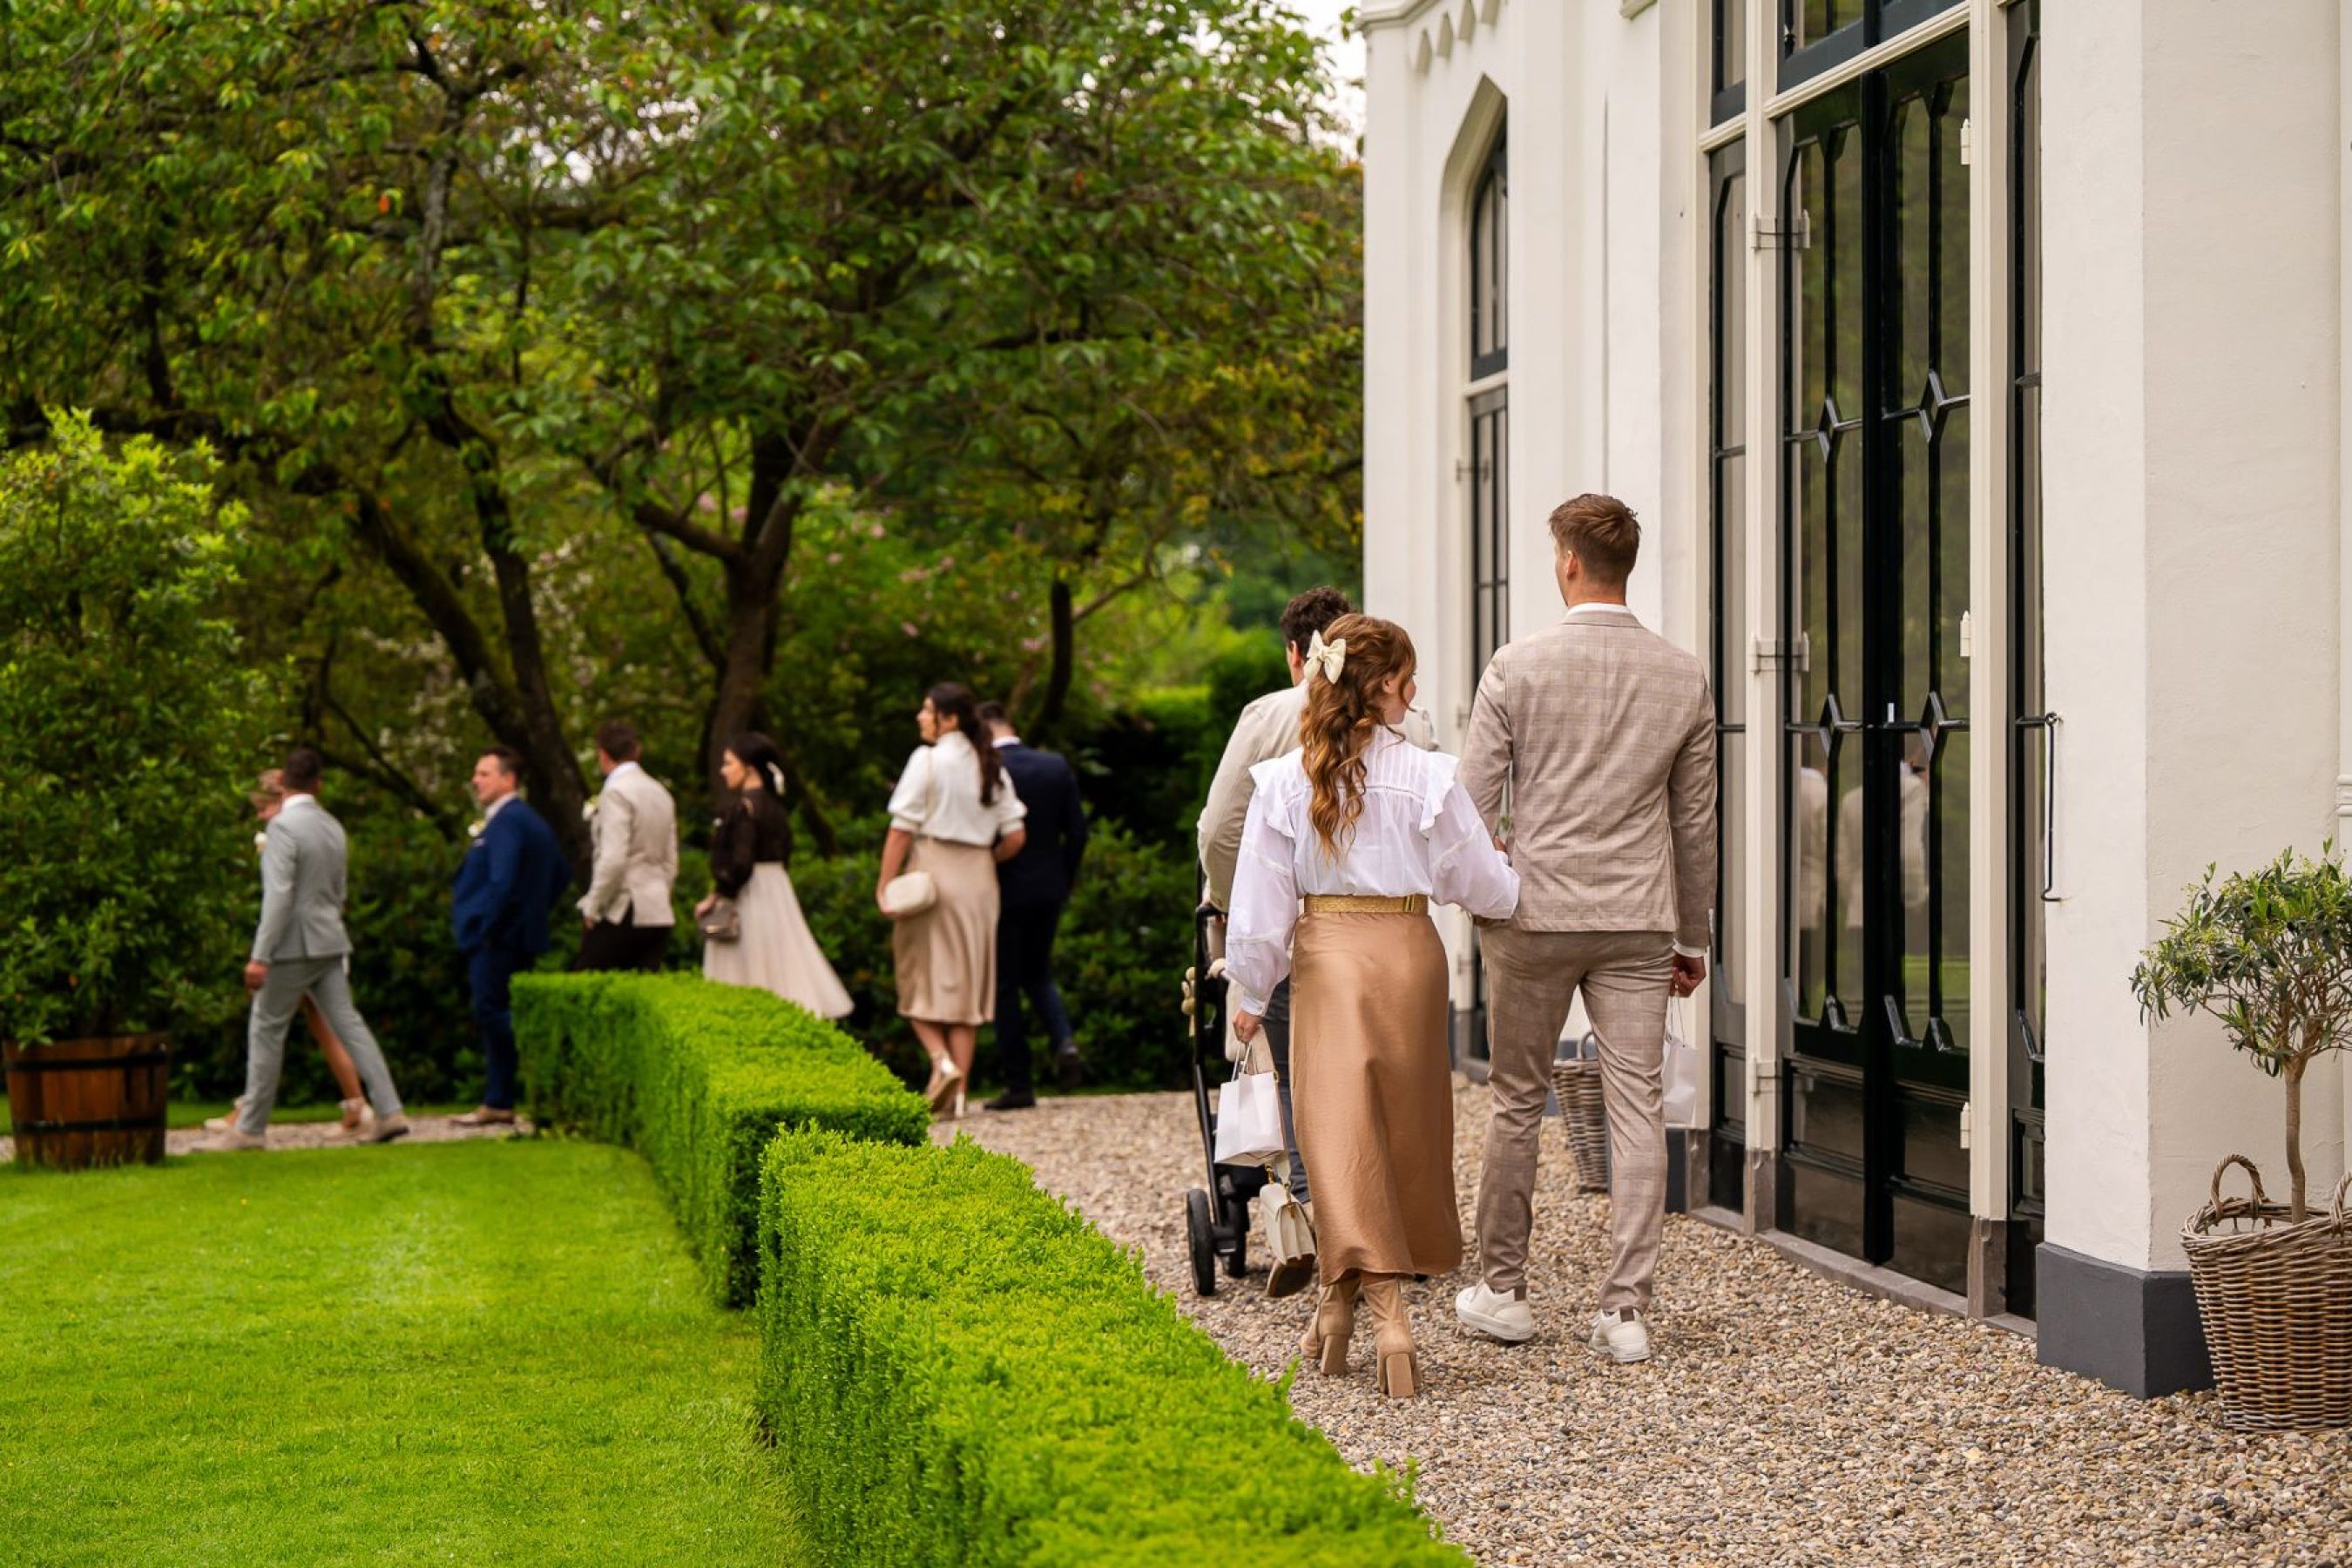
(451, 1106, 517, 1127)
(361, 1113, 411, 1145)
(1360, 1274, 1420, 1400)
(190, 1125, 266, 1152)
(201, 1096, 252, 1133)
(1299, 1274, 1361, 1375)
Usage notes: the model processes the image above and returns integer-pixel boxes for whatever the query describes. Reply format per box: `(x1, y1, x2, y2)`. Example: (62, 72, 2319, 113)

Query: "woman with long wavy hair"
(1225, 614, 1519, 1398)
(877, 681, 1026, 1119)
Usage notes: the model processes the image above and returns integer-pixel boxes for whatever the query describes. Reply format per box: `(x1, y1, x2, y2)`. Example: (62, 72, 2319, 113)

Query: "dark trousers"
(573, 905, 668, 972)
(469, 944, 524, 1110)
(1260, 978, 1309, 1204)
(994, 900, 1073, 1096)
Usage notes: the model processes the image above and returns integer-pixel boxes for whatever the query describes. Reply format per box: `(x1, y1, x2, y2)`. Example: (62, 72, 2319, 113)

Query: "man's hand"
(242, 960, 269, 994)
(582, 913, 598, 931)
(1232, 1008, 1262, 1044)
(1671, 952, 1707, 997)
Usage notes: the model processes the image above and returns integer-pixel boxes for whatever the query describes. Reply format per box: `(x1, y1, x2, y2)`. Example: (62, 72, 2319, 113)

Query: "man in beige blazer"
(575, 719, 679, 971)
(1455, 493, 1716, 1365)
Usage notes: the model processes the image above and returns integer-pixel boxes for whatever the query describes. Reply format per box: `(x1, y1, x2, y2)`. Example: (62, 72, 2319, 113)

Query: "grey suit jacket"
(251, 796, 352, 963)
(1196, 680, 1436, 911)
(579, 762, 679, 928)
(1460, 606, 1717, 948)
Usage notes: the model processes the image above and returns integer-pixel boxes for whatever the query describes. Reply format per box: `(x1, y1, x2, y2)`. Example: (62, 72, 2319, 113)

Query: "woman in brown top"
(700, 733, 852, 1017)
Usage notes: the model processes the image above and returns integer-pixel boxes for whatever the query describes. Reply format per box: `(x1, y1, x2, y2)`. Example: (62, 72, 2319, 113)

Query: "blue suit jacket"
(452, 797, 572, 958)
(995, 742, 1088, 911)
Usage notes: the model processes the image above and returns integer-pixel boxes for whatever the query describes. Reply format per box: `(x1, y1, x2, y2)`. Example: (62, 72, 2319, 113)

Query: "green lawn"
(0, 1140, 806, 1565)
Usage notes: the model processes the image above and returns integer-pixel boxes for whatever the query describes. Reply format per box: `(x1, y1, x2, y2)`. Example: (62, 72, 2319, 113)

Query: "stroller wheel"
(1186, 1188, 1218, 1296)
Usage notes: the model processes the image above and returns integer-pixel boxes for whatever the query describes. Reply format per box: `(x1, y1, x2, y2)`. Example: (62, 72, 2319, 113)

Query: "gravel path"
(949, 1084, 2352, 1567)
(0, 1111, 531, 1164)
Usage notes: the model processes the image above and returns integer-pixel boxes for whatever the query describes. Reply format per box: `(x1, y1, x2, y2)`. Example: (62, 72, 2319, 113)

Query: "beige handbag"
(882, 870, 937, 917)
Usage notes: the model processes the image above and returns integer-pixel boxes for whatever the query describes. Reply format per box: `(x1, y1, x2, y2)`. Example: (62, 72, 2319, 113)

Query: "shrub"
(793, 814, 1196, 1091)
(755, 1130, 1468, 1565)
(0, 415, 271, 1045)
(515, 972, 929, 1303)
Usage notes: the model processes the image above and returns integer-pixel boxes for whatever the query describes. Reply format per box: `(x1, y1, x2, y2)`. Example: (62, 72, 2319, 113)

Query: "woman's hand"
(694, 894, 715, 917)
(1232, 1009, 1263, 1044)
(875, 887, 898, 920)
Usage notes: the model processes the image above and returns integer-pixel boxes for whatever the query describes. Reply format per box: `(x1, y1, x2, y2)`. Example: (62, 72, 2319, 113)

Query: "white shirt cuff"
(1673, 941, 1707, 961)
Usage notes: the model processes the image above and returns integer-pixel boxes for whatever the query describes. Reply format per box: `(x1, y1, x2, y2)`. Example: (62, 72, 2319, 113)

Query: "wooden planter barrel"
(3, 1034, 171, 1171)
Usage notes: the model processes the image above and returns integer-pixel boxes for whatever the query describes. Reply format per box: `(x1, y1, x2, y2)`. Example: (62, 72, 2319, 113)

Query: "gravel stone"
(950, 1083, 2352, 1567)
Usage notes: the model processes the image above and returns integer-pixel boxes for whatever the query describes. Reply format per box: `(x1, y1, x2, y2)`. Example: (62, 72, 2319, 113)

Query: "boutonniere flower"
(467, 819, 486, 841)
(582, 795, 600, 821)
(253, 830, 268, 855)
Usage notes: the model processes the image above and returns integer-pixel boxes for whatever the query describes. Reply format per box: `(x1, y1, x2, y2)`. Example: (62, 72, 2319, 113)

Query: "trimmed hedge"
(756, 1130, 1469, 1565)
(515, 972, 929, 1305)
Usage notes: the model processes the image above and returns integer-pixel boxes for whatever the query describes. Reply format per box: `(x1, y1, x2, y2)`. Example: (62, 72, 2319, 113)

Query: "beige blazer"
(579, 761, 679, 928)
(1196, 680, 1436, 911)
(1460, 605, 1717, 948)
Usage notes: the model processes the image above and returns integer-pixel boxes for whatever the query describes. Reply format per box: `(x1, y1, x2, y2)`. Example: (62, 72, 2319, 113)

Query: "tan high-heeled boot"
(1358, 1274, 1419, 1400)
(1299, 1274, 1362, 1375)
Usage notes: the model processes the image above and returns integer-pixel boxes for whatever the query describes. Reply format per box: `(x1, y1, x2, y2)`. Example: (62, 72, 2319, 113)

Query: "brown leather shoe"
(452, 1106, 517, 1127)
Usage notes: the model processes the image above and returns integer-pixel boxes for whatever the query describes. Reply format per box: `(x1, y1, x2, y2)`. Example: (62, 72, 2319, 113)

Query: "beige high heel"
(1300, 1274, 1362, 1375)
(925, 1058, 963, 1119)
(1359, 1274, 1419, 1400)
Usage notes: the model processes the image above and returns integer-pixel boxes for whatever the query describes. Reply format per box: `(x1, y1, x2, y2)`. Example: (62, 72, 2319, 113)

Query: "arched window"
(1469, 135, 1508, 379)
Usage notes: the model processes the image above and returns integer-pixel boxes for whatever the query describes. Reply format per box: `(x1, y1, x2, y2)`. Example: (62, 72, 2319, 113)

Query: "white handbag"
(1213, 1060, 1287, 1166)
(1662, 997, 1702, 1130)
(881, 870, 937, 916)
(1254, 1172, 1317, 1271)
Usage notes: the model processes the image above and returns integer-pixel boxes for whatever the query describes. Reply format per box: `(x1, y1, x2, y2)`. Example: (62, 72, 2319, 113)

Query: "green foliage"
(0, 414, 271, 1044)
(755, 1130, 1468, 1566)
(514, 971, 929, 1304)
(0, 1140, 808, 1563)
(792, 816, 1197, 1091)
(2132, 845, 2352, 1219)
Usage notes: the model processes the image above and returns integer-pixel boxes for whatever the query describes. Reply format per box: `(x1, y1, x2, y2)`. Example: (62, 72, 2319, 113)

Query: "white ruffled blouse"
(1224, 728, 1521, 1016)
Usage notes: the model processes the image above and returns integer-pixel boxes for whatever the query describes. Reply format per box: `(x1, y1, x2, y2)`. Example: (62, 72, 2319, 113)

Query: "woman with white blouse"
(1227, 615, 1520, 1399)
(878, 681, 1027, 1118)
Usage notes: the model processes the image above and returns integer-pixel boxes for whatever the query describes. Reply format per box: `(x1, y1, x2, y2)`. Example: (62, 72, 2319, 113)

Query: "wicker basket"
(2180, 1156, 2352, 1431)
(1551, 1047, 1610, 1195)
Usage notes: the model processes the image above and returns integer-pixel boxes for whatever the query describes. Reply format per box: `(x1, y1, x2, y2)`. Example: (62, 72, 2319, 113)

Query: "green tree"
(2, 0, 1360, 857)
(0, 413, 271, 1044)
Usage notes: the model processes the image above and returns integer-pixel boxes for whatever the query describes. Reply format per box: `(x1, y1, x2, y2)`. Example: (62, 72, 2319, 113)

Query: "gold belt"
(1301, 894, 1427, 916)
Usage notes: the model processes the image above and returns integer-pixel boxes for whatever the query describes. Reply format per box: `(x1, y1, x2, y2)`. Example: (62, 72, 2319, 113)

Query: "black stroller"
(1180, 896, 1270, 1296)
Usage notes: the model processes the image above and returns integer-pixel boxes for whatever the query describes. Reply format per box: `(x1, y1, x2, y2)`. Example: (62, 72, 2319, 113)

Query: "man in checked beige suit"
(1455, 493, 1716, 1364)
(574, 719, 679, 971)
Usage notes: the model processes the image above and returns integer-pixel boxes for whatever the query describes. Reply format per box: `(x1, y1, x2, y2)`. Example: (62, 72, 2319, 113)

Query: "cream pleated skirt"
(704, 863, 854, 1018)
(1290, 909, 1460, 1282)
(893, 837, 1000, 1026)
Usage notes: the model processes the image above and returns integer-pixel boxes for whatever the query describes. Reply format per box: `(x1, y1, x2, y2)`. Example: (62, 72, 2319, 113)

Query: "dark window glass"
(1714, 0, 1748, 123)
(1708, 143, 1751, 1210)
(1470, 135, 1508, 379)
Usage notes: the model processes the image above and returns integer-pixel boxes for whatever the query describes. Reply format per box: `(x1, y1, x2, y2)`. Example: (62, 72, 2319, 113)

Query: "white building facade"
(1361, 0, 2351, 1395)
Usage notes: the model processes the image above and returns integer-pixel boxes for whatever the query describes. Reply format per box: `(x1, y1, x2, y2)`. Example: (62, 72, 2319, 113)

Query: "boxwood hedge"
(756, 1129, 1469, 1565)
(514, 972, 929, 1305)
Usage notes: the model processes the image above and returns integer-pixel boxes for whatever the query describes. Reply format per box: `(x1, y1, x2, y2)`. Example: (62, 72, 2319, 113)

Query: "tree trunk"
(1032, 576, 1077, 741)
(2285, 1054, 2308, 1222)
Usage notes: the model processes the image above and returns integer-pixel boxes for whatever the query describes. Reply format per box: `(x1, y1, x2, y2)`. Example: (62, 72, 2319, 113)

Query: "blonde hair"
(1298, 613, 1416, 859)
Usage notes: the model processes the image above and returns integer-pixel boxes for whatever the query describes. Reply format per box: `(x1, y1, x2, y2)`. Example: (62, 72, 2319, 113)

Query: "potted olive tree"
(0, 415, 268, 1169)
(2132, 847, 2352, 1429)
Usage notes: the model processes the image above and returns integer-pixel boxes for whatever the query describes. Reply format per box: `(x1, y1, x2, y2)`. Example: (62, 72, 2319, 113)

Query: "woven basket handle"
(2331, 1171, 2352, 1230)
(2209, 1153, 2268, 1215)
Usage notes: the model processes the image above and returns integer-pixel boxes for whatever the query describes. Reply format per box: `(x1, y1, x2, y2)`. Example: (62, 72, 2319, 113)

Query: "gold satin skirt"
(1289, 909, 1460, 1283)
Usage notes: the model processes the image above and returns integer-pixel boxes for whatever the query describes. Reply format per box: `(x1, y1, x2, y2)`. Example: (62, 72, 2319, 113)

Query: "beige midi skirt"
(1290, 909, 1460, 1283)
(893, 837, 1000, 1026)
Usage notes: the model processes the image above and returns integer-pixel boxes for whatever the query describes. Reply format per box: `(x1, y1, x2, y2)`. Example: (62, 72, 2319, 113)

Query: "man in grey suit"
(574, 719, 678, 972)
(1454, 494, 1716, 1364)
(193, 748, 410, 1151)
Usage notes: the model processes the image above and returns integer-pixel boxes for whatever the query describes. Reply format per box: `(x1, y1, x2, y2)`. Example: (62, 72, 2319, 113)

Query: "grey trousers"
(239, 956, 404, 1135)
(1260, 979, 1310, 1205)
(1474, 927, 1673, 1313)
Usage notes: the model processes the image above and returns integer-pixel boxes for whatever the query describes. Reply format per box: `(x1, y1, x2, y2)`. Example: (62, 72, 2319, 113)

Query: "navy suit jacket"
(452, 797, 572, 958)
(994, 741, 1088, 911)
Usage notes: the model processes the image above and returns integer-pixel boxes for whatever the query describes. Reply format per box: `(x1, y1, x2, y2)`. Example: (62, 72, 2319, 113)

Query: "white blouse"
(1225, 729, 1521, 1016)
(887, 729, 1026, 848)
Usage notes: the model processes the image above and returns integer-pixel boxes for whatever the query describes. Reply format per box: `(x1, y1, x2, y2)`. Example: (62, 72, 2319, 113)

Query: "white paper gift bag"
(1213, 1061, 1287, 1166)
(1661, 997, 1702, 1130)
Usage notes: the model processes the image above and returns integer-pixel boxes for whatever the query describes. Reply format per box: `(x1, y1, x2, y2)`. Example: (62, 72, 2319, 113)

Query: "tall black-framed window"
(1470, 134, 1508, 381)
(2004, 0, 2047, 1321)
(1707, 141, 1750, 1213)
(1713, 0, 1749, 124)
(1780, 0, 1965, 94)
(1777, 32, 1973, 1294)
(1469, 389, 1511, 679)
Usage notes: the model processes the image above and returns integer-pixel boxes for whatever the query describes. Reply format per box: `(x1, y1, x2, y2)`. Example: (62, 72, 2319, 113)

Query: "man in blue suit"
(977, 703, 1089, 1110)
(450, 745, 571, 1125)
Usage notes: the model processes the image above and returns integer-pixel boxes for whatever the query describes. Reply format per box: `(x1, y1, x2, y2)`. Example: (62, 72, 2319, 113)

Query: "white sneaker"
(1589, 1308, 1652, 1363)
(1454, 1281, 1536, 1344)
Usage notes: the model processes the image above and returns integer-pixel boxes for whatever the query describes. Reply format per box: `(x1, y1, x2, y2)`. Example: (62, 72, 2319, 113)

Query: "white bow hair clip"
(1304, 629, 1348, 685)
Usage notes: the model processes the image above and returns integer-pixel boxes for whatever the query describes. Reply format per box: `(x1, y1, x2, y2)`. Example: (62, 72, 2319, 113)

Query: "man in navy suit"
(977, 703, 1088, 1110)
(450, 745, 571, 1125)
